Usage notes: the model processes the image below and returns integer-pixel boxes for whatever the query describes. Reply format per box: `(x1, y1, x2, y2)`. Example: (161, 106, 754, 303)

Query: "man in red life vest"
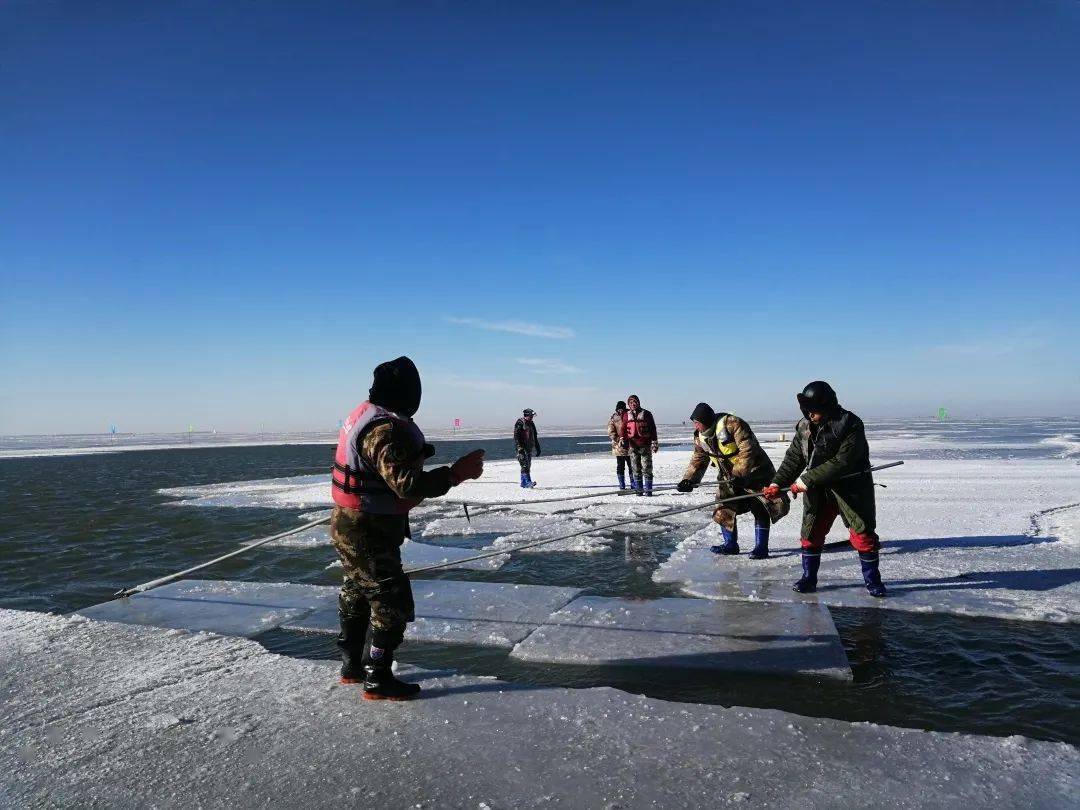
(623, 394, 659, 495)
(330, 356, 485, 700)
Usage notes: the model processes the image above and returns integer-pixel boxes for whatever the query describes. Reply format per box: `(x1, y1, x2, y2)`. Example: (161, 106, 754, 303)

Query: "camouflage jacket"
(359, 422, 453, 505)
(683, 414, 775, 487)
(607, 412, 629, 456)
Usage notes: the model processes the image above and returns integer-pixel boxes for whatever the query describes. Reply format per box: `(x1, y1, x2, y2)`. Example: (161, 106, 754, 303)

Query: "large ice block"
(510, 595, 851, 681)
(284, 579, 583, 648)
(75, 579, 338, 638)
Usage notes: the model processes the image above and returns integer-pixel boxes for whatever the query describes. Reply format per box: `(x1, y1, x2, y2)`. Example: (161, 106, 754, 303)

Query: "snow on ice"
(2, 608, 1076, 808)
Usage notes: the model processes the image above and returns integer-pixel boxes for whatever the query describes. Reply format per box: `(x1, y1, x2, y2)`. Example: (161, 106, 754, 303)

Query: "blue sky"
(2, 0, 1078, 434)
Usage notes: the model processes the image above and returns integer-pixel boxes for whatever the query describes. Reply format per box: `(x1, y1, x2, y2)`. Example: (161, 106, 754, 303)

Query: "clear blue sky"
(2, 0, 1078, 434)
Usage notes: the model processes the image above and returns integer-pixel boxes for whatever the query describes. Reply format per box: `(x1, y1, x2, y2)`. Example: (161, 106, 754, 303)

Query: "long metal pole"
(394, 461, 904, 579)
(112, 513, 331, 599)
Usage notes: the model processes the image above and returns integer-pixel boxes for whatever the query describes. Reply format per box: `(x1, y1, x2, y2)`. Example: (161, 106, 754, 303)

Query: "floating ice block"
(510, 595, 851, 681)
(284, 579, 582, 648)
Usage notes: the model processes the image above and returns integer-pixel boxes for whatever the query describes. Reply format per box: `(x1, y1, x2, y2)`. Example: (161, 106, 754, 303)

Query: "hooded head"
(797, 381, 839, 419)
(627, 394, 641, 411)
(614, 400, 627, 413)
(690, 402, 715, 428)
(369, 356, 422, 417)
(522, 408, 535, 419)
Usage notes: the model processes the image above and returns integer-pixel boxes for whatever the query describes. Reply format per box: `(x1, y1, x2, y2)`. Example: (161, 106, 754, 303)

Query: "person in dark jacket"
(624, 394, 659, 495)
(676, 403, 789, 559)
(763, 381, 886, 597)
(514, 408, 541, 488)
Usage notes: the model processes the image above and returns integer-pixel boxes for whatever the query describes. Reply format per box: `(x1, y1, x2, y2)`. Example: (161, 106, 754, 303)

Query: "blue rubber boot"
(521, 473, 534, 488)
(748, 520, 770, 560)
(710, 525, 740, 555)
(617, 473, 626, 491)
(859, 552, 887, 597)
(644, 476, 653, 497)
(793, 552, 820, 593)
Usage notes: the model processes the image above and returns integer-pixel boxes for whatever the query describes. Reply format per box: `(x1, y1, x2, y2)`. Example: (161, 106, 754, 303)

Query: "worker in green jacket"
(763, 381, 886, 597)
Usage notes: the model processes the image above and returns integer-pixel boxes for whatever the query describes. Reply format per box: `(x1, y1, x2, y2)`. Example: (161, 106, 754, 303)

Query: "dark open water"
(1, 419, 1078, 744)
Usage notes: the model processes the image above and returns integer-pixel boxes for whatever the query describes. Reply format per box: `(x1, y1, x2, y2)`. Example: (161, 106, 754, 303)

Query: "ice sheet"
(3, 608, 1077, 808)
(510, 596, 851, 680)
(285, 580, 582, 647)
(75, 579, 339, 638)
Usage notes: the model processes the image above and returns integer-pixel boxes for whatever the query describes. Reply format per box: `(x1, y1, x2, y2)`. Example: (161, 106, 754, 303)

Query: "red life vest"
(624, 409, 654, 446)
(331, 401, 426, 514)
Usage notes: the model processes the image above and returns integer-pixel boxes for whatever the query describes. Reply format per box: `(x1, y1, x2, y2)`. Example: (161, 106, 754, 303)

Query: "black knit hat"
(369, 356, 422, 417)
(615, 400, 627, 411)
(690, 402, 715, 425)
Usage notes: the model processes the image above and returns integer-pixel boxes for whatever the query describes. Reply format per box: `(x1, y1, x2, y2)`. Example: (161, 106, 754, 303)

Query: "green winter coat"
(772, 408, 876, 538)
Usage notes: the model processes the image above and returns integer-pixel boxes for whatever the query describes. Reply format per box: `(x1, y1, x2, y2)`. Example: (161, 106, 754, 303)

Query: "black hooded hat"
(797, 381, 839, 417)
(690, 402, 715, 425)
(369, 356, 422, 417)
(615, 400, 627, 412)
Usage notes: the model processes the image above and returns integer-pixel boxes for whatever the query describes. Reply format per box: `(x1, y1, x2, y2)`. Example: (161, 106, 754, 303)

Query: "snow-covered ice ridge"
(160, 430, 1080, 623)
(2, 608, 1076, 809)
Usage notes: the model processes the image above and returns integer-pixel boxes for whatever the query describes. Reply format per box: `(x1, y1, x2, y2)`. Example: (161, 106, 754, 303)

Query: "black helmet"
(690, 402, 715, 425)
(523, 408, 536, 417)
(797, 381, 838, 416)
(369, 356, 422, 417)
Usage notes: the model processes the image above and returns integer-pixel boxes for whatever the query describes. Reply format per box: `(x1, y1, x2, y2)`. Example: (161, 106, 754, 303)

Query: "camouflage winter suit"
(329, 421, 452, 648)
(683, 414, 790, 531)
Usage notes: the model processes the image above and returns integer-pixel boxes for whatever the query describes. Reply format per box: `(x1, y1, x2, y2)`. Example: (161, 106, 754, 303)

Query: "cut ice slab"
(76, 580, 338, 638)
(510, 595, 851, 681)
(283, 580, 583, 648)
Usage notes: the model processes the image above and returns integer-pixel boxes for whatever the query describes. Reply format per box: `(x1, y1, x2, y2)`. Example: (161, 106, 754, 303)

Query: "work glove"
(422, 443, 436, 459)
(790, 479, 808, 499)
(651, 442, 659, 453)
(675, 479, 694, 493)
(450, 449, 485, 485)
(761, 484, 782, 500)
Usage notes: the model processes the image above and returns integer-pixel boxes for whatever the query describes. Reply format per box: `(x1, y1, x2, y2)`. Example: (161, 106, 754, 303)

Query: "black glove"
(676, 479, 694, 493)
(422, 443, 436, 459)
(535, 446, 541, 457)
(727, 475, 748, 490)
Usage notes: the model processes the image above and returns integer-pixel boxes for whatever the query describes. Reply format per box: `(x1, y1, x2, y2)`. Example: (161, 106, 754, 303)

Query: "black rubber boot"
(337, 612, 369, 684)
(362, 628, 421, 701)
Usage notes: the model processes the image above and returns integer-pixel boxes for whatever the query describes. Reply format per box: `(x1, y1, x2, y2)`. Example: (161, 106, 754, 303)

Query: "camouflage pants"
(329, 506, 415, 649)
(627, 445, 653, 483)
(711, 480, 790, 531)
(517, 449, 532, 476)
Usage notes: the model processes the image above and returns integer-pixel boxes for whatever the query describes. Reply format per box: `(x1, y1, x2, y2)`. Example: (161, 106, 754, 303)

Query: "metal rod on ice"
(112, 513, 332, 599)
(394, 461, 904, 580)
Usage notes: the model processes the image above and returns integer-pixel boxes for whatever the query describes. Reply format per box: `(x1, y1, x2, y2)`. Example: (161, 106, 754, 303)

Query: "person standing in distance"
(514, 408, 541, 488)
(624, 394, 659, 496)
(607, 400, 635, 491)
(330, 356, 485, 700)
